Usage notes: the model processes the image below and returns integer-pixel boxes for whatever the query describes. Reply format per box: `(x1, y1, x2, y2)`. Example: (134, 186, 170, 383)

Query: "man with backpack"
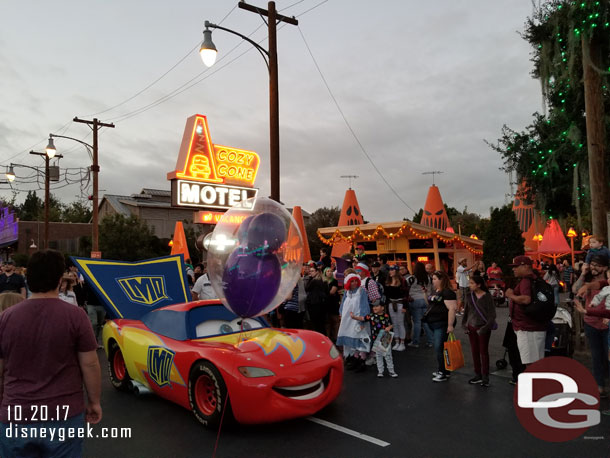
(505, 256, 549, 366)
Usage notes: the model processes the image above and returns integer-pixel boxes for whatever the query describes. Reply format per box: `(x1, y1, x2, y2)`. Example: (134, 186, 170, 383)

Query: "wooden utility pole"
(582, 34, 609, 238)
(73, 117, 115, 255)
(238, 1, 298, 203)
(30, 151, 63, 249)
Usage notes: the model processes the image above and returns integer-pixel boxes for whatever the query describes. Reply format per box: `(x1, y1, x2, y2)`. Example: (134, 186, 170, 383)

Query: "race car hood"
(194, 328, 328, 365)
(71, 254, 192, 319)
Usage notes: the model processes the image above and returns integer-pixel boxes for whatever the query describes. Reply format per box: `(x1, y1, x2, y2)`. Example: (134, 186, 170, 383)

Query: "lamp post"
(47, 128, 109, 257)
(533, 233, 543, 261)
(27, 151, 63, 249)
(567, 227, 577, 266)
(200, 1, 298, 203)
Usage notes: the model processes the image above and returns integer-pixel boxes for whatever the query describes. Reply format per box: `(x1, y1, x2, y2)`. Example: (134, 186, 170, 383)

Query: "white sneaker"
(377, 373, 384, 378)
(432, 371, 451, 378)
(392, 342, 400, 350)
(396, 343, 406, 351)
(389, 372, 398, 378)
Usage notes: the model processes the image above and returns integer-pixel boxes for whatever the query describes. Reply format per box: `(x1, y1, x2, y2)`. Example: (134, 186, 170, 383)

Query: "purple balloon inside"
(246, 212, 286, 253)
(222, 249, 281, 318)
(237, 215, 255, 245)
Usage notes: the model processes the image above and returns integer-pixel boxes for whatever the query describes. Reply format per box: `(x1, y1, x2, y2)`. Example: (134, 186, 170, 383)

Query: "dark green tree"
(482, 205, 525, 275)
(99, 214, 167, 261)
(451, 207, 489, 238)
(183, 222, 204, 265)
(17, 191, 43, 221)
(489, 0, 610, 228)
(62, 201, 92, 223)
(16, 191, 64, 221)
(305, 206, 341, 259)
(410, 208, 423, 223)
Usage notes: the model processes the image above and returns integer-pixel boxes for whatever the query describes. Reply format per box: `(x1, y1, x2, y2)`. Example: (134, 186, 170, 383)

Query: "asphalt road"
(83, 306, 610, 458)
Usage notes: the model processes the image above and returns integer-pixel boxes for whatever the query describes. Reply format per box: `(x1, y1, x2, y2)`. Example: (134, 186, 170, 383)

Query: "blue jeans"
(584, 323, 609, 388)
(552, 285, 560, 306)
(409, 299, 433, 345)
(0, 413, 85, 458)
(87, 304, 106, 344)
(428, 321, 449, 374)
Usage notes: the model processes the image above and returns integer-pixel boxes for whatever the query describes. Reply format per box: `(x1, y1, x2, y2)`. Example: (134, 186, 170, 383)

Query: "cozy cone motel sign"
(168, 115, 259, 220)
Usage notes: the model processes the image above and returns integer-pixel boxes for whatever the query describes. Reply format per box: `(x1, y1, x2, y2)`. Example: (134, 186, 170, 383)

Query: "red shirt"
(584, 280, 610, 330)
(0, 298, 97, 423)
(509, 275, 547, 332)
(486, 266, 502, 280)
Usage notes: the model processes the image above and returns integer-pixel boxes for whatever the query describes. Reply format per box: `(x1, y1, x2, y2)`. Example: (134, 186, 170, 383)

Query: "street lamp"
(200, 1, 298, 203)
(533, 233, 543, 261)
(28, 150, 64, 249)
(48, 132, 98, 256)
(5, 166, 15, 182)
(567, 227, 577, 266)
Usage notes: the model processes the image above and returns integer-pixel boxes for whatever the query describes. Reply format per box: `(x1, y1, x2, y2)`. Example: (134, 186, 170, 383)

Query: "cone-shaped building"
(170, 221, 191, 262)
(420, 185, 450, 231)
(290, 206, 311, 263)
(331, 189, 365, 258)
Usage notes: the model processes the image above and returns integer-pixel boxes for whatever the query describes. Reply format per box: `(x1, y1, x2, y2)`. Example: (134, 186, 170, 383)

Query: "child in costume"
(351, 303, 397, 378)
(337, 273, 371, 372)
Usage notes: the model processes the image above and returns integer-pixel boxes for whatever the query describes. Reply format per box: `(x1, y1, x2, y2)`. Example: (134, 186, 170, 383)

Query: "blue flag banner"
(71, 254, 192, 320)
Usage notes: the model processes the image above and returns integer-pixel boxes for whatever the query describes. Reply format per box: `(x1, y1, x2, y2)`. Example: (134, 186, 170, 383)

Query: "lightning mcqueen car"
(103, 300, 344, 427)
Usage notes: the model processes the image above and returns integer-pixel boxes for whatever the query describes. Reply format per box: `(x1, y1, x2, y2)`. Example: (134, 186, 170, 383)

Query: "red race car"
(103, 300, 344, 427)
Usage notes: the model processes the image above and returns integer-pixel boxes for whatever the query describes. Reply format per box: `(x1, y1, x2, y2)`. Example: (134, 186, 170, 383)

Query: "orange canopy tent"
(536, 219, 571, 262)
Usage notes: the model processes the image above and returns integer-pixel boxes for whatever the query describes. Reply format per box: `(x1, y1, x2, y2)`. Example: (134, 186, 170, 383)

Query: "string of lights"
(317, 223, 484, 255)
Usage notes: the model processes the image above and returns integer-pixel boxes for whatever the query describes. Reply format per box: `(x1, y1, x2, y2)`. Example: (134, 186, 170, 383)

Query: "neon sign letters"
(168, 115, 260, 211)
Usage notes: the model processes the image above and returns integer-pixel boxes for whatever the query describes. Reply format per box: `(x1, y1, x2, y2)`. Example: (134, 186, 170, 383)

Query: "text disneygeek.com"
(4, 423, 132, 441)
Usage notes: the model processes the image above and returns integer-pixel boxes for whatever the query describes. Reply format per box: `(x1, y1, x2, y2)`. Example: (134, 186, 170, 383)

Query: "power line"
(297, 25, 417, 214)
(82, 3, 239, 119)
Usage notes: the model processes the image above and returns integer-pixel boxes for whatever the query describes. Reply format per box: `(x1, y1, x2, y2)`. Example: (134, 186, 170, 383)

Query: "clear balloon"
(207, 197, 304, 318)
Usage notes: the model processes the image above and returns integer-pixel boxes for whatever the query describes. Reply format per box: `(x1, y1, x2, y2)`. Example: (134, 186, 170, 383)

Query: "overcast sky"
(0, 0, 542, 222)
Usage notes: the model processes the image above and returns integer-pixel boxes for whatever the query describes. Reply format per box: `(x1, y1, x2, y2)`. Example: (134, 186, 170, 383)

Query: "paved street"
(84, 306, 609, 458)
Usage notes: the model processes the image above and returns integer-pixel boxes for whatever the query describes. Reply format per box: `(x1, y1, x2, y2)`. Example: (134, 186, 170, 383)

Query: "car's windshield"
(188, 304, 266, 339)
(195, 317, 264, 338)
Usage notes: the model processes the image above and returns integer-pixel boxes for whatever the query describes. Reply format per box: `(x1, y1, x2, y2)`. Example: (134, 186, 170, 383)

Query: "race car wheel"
(108, 341, 132, 391)
(188, 361, 232, 428)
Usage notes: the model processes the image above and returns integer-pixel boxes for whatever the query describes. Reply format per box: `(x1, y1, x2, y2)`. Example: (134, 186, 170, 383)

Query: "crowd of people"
(0, 233, 608, 454)
(253, 236, 610, 393)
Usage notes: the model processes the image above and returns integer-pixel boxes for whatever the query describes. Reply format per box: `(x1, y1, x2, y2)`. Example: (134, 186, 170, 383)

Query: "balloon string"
(213, 320, 245, 458)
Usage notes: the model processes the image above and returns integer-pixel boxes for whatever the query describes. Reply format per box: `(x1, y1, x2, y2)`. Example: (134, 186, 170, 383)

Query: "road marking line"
(307, 417, 390, 447)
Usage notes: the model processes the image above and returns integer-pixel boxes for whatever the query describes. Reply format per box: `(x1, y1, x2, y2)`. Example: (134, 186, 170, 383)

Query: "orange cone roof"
(290, 206, 311, 263)
(420, 185, 450, 231)
(170, 221, 191, 262)
(331, 189, 364, 258)
(538, 219, 571, 254)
